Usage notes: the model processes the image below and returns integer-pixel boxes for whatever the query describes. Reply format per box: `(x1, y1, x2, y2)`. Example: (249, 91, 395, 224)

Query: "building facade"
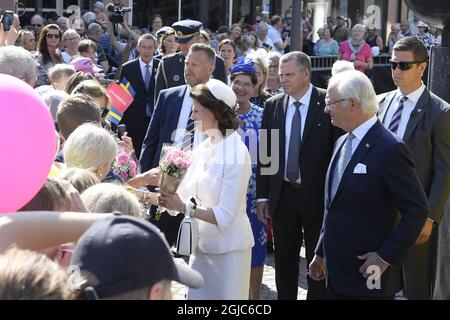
(1, 0, 420, 41)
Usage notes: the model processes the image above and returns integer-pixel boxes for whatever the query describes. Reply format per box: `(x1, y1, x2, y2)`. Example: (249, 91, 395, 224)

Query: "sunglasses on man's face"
(389, 60, 426, 71)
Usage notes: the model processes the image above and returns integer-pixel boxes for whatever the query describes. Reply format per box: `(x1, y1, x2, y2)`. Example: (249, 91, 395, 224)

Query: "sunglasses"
(46, 33, 60, 39)
(389, 60, 426, 71)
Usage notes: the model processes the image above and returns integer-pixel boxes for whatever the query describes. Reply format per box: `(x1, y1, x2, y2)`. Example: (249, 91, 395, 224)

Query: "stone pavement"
(171, 246, 308, 300)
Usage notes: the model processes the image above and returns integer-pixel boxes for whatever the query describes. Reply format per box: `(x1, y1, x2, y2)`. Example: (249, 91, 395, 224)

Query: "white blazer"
(177, 131, 254, 254)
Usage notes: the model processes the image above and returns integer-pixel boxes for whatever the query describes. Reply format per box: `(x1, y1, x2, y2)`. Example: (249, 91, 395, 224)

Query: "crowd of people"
(0, 3, 449, 301)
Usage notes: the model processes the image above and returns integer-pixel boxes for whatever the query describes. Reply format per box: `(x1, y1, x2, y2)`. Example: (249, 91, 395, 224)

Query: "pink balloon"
(0, 75, 56, 213)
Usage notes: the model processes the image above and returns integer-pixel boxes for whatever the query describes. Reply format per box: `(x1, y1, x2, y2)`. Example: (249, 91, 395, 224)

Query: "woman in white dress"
(158, 79, 254, 300)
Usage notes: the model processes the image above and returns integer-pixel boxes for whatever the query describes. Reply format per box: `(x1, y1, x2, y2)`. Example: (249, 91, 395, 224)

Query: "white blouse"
(177, 131, 254, 254)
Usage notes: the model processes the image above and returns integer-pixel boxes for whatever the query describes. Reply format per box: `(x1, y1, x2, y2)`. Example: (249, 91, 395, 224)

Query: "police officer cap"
(172, 19, 203, 43)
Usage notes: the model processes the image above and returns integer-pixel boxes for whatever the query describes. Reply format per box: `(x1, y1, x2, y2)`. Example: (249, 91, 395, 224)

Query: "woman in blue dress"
(230, 58, 266, 299)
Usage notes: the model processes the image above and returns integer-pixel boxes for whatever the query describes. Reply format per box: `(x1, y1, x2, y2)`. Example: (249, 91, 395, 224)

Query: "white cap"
(416, 21, 429, 28)
(205, 79, 237, 110)
(94, 1, 105, 9)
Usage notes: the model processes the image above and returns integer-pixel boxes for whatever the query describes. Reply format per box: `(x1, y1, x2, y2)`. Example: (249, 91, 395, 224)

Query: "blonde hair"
(59, 168, 100, 193)
(62, 28, 80, 42)
(81, 183, 143, 217)
(0, 247, 73, 300)
(248, 49, 269, 97)
(71, 79, 111, 110)
(63, 123, 117, 171)
(48, 64, 76, 83)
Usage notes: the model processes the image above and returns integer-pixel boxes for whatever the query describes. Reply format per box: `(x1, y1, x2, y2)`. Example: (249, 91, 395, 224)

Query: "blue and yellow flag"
(119, 78, 136, 97)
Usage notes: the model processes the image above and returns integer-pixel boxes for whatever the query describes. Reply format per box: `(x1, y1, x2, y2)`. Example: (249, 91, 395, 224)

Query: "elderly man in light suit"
(310, 70, 429, 299)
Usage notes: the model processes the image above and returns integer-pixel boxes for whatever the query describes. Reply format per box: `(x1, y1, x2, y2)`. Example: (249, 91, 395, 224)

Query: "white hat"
(416, 21, 429, 28)
(205, 79, 237, 110)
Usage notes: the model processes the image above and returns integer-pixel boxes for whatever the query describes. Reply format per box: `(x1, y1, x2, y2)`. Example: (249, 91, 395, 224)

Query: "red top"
(339, 40, 372, 73)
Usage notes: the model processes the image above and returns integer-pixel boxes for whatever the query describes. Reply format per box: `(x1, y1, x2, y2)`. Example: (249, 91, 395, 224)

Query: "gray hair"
(138, 33, 157, 48)
(331, 60, 355, 76)
(63, 123, 117, 171)
(81, 183, 143, 218)
(280, 51, 311, 72)
(328, 70, 378, 114)
(43, 90, 69, 121)
(351, 23, 366, 35)
(86, 22, 102, 37)
(256, 22, 269, 35)
(82, 12, 96, 25)
(0, 46, 37, 86)
(57, 16, 69, 25)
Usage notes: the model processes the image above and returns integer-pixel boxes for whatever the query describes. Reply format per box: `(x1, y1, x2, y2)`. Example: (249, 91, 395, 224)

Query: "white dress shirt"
(138, 57, 153, 88)
(348, 115, 378, 155)
(284, 84, 313, 183)
(383, 85, 426, 139)
(173, 86, 205, 150)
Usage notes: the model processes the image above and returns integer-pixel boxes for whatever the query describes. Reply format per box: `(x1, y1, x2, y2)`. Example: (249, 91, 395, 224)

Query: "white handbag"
(175, 216, 198, 256)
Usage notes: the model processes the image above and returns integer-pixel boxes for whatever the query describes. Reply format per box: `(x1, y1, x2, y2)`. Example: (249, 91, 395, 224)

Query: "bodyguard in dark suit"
(377, 37, 450, 299)
(119, 33, 159, 158)
(154, 20, 226, 102)
(310, 70, 429, 299)
(256, 52, 342, 300)
(140, 43, 216, 245)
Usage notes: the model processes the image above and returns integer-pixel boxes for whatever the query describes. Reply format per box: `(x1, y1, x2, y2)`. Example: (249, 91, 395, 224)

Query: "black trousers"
(148, 207, 184, 247)
(272, 183, 326, 300)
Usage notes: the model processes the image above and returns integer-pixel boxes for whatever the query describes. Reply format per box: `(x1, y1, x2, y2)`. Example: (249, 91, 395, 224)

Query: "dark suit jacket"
(378, 89, 450, 224)
(119, 58, 159, 157)
(256, 88, 342, 217)
(139, 85, 188, 172)
(154, 52, 227, 104)
(315, 120, 429, 297)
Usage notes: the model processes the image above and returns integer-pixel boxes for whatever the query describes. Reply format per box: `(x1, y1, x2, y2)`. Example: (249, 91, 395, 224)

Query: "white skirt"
(187, 247, 251, 300)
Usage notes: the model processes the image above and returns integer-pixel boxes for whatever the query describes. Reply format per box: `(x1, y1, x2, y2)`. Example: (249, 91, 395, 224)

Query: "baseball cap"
(70, 57, 103, 75)
(172, 19, 202, 43)
(70, 214, 203, 299)
(205, 79, 237, 110)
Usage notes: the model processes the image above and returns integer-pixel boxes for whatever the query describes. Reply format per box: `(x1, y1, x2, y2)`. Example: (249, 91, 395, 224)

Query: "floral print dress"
(237, 103, 267, 267)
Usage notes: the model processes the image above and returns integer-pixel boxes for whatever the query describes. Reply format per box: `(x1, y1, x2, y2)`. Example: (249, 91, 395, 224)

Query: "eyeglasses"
(32, 24, 42, 27)
(65, 37, 79, 41)
(389, 60, 426, 71)
(46, 33, 60, 39)
(232, 80, 253, 89)
(325, 98, 349, 107)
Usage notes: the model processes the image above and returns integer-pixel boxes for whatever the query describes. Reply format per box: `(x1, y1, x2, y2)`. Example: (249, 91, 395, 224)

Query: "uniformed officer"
(154, 19, 227, 102)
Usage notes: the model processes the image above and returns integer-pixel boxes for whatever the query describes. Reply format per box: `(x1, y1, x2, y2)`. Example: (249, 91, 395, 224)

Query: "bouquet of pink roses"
(112, 151, 138, 181)
(155, 148, 192, 220)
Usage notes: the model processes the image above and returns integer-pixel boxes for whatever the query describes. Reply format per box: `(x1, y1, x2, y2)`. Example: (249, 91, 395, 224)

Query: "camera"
(106, 1, 132, 24)
(1, 10, 14, 32)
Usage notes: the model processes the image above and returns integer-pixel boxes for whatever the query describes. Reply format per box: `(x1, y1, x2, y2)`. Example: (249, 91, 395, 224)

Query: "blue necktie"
(388, 96, 408, 134)
(144, 64, 151, 90)
(286, 101, 302, 182)
(330, 133, 355, 200)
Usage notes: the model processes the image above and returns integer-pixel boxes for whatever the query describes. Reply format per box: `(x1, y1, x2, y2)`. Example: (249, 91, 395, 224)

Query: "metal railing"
(310, 54, 392, 71)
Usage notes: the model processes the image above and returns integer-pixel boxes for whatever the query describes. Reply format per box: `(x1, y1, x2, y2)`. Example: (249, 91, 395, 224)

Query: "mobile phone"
(1, 11, 14, 32)
(117, 124, 126, 139)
